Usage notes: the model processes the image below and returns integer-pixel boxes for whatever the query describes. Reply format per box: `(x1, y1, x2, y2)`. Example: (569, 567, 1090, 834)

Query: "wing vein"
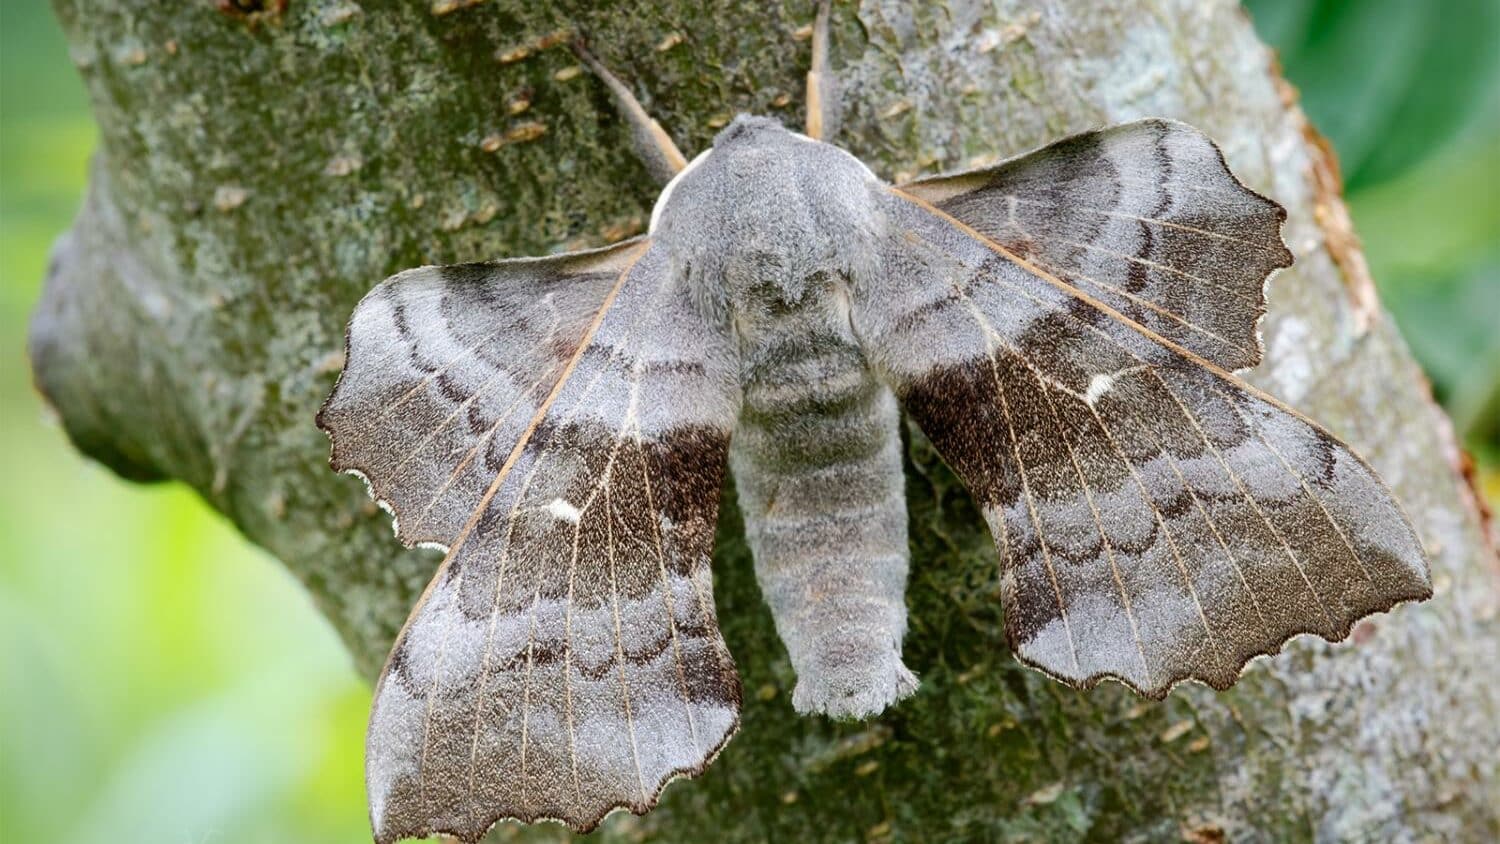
(1223, 391, 1376, 586)
(1132, 425, 1275, 631)
(516, 245, 681, 816)
(562, 474, 589, 811)
(377, 325, 505, 419)
(605, 477, 651, 804)
(938, 234, 1228, 684)
(463, 442, 551, 809)
(1020, 364, 1155, 683)
(395, 308, 566, 533)
(1004, 194, 1286, 254)
(1034, 172, 1252, 201)
(551, 286, 667, 816)
(1036, 233, 1261, 304)
(1025, 258, 1259, 363)
(411, 241, 647, 810)
(633, 419, 703, 754)
(1073, 390, 1237, 674)
(944, 263, 1081, 673)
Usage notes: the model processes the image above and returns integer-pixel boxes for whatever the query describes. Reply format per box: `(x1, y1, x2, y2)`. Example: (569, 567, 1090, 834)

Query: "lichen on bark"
(30, 1, 1499, 841)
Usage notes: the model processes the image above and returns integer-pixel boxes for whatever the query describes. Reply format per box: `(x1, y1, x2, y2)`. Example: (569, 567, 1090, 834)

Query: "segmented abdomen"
(729, 288, 915, 717)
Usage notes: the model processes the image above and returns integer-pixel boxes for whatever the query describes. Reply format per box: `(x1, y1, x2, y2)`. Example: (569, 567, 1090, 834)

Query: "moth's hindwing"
(858, 141, 1429, 698)
(320, 241, 743, 841)
(900, 119, 1292, 372)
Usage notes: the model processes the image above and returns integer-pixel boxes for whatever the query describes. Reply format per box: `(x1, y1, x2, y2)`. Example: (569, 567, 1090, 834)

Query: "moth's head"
(652, 115, 884, 324)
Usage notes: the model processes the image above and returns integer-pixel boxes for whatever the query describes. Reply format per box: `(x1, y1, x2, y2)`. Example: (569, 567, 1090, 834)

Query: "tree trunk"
(30, 0, 1499, 840)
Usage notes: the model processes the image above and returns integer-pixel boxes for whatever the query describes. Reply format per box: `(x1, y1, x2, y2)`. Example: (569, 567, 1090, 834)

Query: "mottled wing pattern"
(900, 119, 1292, 371)
(318, 239, 647, 549)
(854, 189, 1430, 697)
(323, 243, 743, 842)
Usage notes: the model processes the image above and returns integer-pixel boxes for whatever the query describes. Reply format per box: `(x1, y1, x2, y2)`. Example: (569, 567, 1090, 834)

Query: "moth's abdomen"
(730, 295, 916, 718)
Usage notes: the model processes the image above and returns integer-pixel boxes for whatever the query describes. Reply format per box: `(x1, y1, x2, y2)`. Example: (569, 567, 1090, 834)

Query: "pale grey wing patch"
(853, 192, 1429, 698)
(317, 238, 648, 550)
(900, 119, 1292, 372)
(365, 244, 743, 844)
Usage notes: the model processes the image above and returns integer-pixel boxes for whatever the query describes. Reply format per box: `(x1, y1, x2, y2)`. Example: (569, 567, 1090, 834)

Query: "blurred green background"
(1, 2, 1496, 841)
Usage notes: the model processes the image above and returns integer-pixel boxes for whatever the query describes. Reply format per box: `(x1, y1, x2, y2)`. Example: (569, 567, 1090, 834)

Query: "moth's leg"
(730, 299, 916, 720)
(804, 0, 833, 140)
(572, 41, 687, 186)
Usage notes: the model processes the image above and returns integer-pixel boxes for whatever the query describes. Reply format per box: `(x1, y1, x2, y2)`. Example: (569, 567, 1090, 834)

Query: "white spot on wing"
(1084, 373, 1117, 407)
(1083, 366, 1147, 408)
(547, 497, 582, 524)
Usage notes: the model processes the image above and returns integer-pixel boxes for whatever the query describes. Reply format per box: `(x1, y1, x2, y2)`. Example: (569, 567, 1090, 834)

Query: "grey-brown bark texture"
(29, 0, 1500, 841)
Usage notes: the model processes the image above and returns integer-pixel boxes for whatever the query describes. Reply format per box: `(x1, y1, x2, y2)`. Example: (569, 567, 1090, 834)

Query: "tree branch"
(32, 0, 1498, 839)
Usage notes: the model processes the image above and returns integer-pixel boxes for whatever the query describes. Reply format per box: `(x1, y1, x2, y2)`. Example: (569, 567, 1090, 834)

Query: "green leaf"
(1245, 0, 1500, 191)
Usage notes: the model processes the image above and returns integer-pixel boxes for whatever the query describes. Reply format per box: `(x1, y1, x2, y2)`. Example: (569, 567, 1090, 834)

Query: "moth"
(317, 6, 1431, 842)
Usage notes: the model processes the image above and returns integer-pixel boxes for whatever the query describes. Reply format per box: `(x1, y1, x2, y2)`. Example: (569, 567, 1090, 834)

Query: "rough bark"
(30, 0, 1499, 841)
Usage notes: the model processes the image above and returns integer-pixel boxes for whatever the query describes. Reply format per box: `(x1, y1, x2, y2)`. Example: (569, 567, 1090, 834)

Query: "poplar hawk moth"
(316, 6, 1430, 841)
